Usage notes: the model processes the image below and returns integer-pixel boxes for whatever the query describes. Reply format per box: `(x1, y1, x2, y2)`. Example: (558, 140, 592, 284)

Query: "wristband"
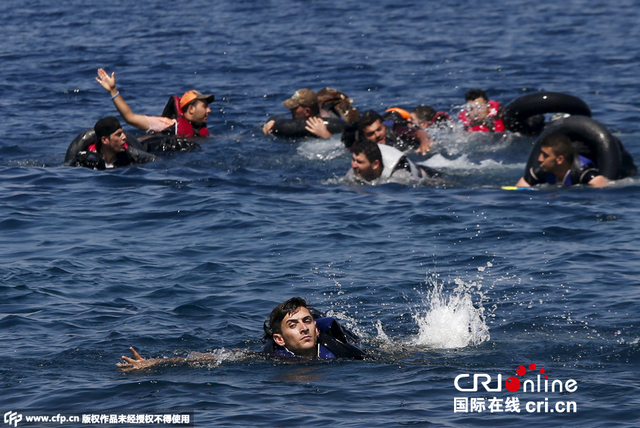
(110, 91, 120, 100)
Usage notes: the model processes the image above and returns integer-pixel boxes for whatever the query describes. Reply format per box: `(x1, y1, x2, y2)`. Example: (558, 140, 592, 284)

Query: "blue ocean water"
(1, 0, 639, 426)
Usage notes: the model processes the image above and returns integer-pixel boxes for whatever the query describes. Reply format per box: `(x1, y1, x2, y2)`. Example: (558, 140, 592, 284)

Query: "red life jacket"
(163, 96, 210, 138)
(459, 100, 505, 132)
(86, 142, 129, 152)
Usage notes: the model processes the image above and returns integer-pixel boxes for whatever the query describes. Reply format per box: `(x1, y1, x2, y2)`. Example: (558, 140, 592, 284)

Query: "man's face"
(290, 105, 311, 119)
(409, 112, 425, 128)
(351, 152, 381, 181)
(273, 307, 319, 357)
(538, 146, 563, 173)
(103, 128, 127, 153)
(362, 120, 387, 144)
(187, 100, 211, 123)
(466, 97, 489, 122)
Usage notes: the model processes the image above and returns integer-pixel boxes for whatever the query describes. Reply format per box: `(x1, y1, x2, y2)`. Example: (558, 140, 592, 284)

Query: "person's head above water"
(538, 132, 575, 176)
(267, 297, 320, 357)
(351, 139, 383, 181)
(94, 116, 126, 154)
(464, 89, 490, 122)
(356, 110, 387, 145)
(282, 88, 320, 119)
(179, 90, 214, 124)
(410, 105, 437, 128)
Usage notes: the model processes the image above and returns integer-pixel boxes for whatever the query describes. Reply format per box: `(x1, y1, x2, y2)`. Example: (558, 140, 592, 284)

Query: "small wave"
(420, 153, 524, 171)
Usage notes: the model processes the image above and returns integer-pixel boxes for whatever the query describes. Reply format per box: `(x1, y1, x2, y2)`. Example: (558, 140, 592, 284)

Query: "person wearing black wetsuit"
(262, 88, 347, 139)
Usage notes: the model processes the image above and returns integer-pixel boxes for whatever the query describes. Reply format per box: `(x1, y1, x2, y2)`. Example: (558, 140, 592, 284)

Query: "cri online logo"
(454, 363, 578, 393)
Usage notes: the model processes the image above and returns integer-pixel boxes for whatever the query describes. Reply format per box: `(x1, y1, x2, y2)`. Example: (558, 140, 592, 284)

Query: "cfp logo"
(4, 412, 22, 428)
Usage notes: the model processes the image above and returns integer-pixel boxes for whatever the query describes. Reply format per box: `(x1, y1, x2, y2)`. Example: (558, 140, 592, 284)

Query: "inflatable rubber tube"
(271, 117, 346, 139)
(523, 116, 621, 180)
(503, 92, 591, 134)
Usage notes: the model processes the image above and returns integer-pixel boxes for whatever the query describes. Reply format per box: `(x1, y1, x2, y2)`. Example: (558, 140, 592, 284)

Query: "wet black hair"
(541, 132, 575, 163)
(357, 110, 384, 131)
(465, 89, 488, 102)
(352, 139, 382, 165)
(266, 297, 312, 336)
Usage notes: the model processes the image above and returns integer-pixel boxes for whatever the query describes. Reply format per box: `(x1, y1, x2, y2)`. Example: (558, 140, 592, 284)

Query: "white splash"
(297, 137, 344, 161)
(411, 278, 490, 349)
(420, 153, 524, 171)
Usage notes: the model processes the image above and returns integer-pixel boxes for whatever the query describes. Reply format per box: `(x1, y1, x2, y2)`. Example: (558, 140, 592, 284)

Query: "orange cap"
(179, 90, 215, 108)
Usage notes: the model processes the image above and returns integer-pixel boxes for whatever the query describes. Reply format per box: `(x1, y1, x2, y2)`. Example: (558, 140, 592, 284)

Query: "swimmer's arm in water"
(414, 129, 432, 155)
(305, 116, 332, 139)
(117, 346, 251, 372)
(96, 69, 152, 132)
(117, 347, 184, 372)
(515, 177, 531, 187)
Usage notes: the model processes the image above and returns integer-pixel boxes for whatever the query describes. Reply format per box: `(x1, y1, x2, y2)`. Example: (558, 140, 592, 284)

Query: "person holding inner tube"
(69, 117, 157, 170)
(95, 68, 214, 138)
(117, 297, 365, 371)
(459, 89, 505, 133)
(515, 132, 608, 188)
(262, 88, 339, 139)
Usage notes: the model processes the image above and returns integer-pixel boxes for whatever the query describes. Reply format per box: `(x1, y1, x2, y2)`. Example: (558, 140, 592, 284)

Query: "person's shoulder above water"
(262, 297, 365, 360)
(459, 88, 505, 133)
(67, 117, 158, 170)
(516, 132, 607, 188)
(347, 139, 436, 183)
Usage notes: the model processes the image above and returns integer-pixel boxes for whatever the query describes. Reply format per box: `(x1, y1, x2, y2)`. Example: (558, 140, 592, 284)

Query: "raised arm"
(96, 69, 152, 132)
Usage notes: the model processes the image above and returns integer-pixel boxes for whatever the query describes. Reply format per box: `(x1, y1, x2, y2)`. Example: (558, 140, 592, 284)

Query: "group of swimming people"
(71, 68, 636, 188)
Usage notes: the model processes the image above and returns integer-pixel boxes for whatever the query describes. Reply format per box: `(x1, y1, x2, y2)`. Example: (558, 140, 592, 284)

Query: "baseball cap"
(282, 89, 317, 109)
(179, 90, 215, 108)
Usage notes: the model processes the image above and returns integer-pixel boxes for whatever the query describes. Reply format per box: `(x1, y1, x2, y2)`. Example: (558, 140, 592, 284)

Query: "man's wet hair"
(267, 297, 312, 336)
(357, 110, 384, 131)
(412, 105, 437, 124)
(541, 132, 575, 163)
(352, 139, 382, 165)
(465, 89, 488, 102)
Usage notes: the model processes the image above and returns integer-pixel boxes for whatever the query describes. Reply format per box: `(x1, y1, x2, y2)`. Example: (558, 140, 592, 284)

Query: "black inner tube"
(64, 129, 144, 163)
(503, 92, 591, 134)
(523, 116, 628, 181)
(270, 117, 346, 139)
